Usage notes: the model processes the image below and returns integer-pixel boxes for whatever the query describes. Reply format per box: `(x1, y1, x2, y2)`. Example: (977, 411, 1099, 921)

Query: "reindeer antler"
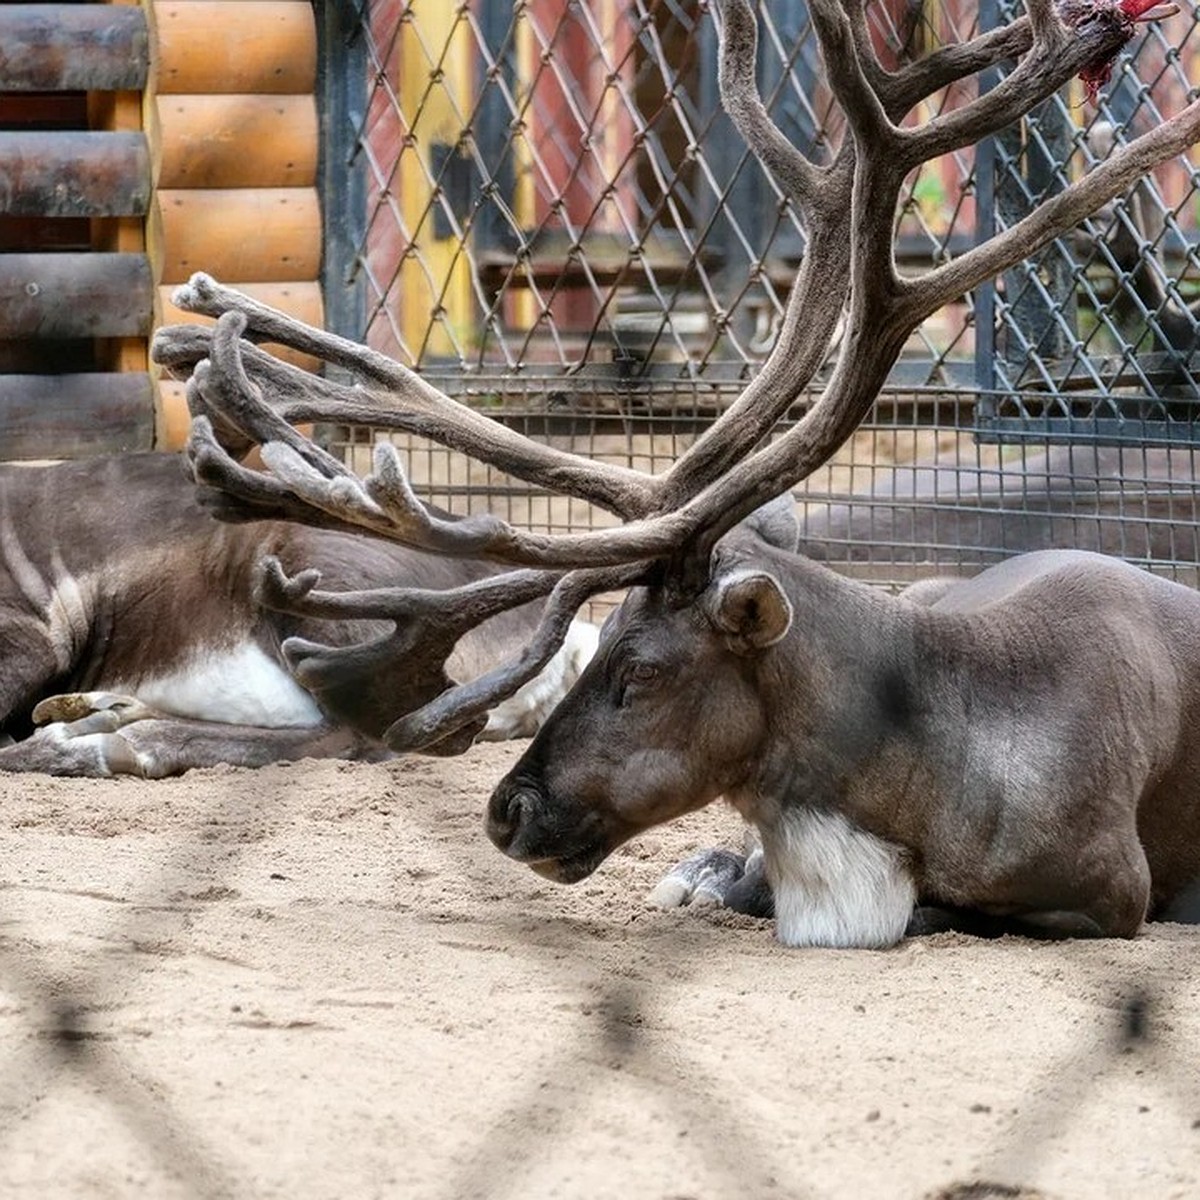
(152, 0, 1200, 752)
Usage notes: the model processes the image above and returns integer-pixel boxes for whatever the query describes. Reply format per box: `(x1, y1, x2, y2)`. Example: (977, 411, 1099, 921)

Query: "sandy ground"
(0, 745, 1197, 1200)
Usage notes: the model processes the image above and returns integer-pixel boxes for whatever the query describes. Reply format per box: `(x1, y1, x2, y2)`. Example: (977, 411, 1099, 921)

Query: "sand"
(0, 745, 1196, 1200)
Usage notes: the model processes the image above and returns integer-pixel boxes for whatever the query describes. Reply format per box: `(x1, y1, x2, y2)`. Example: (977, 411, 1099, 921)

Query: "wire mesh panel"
(977, 0, 1200, 442)
(321, 0, 1200, 589)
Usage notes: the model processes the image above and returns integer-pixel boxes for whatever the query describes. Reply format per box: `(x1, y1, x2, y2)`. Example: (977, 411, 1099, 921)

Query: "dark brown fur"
(487, 543, 1200, 946)
(0, 453, 555, 774)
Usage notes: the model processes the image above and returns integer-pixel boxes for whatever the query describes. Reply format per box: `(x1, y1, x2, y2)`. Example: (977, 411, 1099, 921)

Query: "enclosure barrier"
(0, 3, 153, 457)
(318, 0, 1200, 591)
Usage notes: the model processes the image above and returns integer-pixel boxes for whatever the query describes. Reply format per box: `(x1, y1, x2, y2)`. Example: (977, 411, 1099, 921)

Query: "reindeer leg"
(647, 847, 749, 909)
(32, 691, 162, 731)
(723, 849, 775, 918)
(647, 844, 776, 918)
(0, 716, 375, 778)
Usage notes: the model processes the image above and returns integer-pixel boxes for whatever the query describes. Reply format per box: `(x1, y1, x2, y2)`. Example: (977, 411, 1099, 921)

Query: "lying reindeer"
(0, 452, 597, 777)
(486, 511, 1200, 946)
(139, 0, 1200, 944)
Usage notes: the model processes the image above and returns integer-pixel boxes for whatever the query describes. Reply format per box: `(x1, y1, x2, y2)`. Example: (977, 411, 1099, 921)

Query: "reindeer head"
(151, 1, 1199, 796)
(486, 518, 800, 881)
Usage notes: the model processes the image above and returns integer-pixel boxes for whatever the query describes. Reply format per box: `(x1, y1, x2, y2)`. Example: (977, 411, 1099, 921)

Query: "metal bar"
(974, 0, 1000, 401)
(317, 0, 367, 343)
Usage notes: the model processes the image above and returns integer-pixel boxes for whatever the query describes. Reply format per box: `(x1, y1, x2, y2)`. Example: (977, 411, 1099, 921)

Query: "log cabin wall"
(0, 0, 324, 461)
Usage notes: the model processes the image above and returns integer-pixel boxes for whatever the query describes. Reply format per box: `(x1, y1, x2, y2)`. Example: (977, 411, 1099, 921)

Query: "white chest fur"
(122, 643, 325, 728)
(763, 807, 916, 948)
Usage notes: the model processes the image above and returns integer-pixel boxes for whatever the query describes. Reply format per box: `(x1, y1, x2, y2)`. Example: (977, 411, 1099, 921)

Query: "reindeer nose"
(485, 781, 537, 853)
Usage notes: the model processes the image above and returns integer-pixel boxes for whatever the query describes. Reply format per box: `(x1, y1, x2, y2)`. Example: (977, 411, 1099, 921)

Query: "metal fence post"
(318, 0, 367, 345)
(974, 0, 1000, 402)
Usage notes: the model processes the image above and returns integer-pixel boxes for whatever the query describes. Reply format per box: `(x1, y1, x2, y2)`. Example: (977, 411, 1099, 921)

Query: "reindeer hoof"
(32, 692, 159, 731)
(647, 848, 748, 909)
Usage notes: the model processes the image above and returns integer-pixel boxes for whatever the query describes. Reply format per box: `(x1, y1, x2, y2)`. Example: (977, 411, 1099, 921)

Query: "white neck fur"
(763, 807, 915, 948)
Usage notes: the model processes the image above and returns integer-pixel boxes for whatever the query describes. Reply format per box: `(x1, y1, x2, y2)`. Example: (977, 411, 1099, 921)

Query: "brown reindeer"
(0, 452, 598, 776)
(145, 0, 1200, 943)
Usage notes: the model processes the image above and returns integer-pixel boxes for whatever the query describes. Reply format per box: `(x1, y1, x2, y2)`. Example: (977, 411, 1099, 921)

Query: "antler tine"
(382, 563, 650, 753)
(712, 0, 824, 210)
(363, 442, 511, 556)
(254, 554, 562, 624)
(880, 17, 1034, 115)
(167, 275, 655, 520)
(186, 417, 370, 531)
(839, 0, 892, 99)
(172, 273, 414, 381)
(153, 321, 221, 376)
(807, 0, 896, 155)
(184, 370, 256, 461)
(901, 99, 1200, 326)
(205, 311, 354, 482)
(893, 6, 1134, 170)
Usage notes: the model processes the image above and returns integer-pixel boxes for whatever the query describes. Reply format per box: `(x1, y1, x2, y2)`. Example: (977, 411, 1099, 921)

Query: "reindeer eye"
(614, 659, 659, 707)
(629, 662, 658, 684)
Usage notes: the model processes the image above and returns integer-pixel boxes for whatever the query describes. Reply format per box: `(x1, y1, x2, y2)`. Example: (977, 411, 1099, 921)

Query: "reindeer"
(140, 0, 1200, 943)
(0, 451, 598, 777)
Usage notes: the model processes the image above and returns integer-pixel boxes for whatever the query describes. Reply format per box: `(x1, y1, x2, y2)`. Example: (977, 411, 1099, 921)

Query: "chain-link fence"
(317, 0, 1200, 594)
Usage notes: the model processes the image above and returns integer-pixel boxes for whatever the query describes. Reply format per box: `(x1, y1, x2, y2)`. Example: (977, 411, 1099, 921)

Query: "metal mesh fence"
(319, 0, 1200, 592)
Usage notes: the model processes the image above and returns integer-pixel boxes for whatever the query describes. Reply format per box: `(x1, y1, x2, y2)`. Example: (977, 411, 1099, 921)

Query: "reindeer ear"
(705, 569, 793, 653)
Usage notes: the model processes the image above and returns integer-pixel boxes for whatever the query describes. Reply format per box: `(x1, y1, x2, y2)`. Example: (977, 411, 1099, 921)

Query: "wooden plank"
(0, 131, 150, 217)
(88, 81, 148, 376)
(0, 373, 155, 461)
(0, 6, 150, 92)
(157, 188, 320, 283)
(155, 1, 317, 94)
(0, 253, 153, 338)
(157, 94, 317, 187)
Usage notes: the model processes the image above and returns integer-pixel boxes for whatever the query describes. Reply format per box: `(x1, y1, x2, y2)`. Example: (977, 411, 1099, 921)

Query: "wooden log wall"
(0, 0, 324, 461)
(0, 2, 153, 457)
